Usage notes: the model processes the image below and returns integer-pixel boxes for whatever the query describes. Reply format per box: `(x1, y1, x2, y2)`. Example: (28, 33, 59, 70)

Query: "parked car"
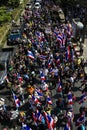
(7, 26, 22, 45)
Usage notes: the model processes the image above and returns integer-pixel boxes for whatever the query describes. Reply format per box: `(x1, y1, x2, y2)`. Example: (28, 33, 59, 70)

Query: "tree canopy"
(0, 0, 20, 8)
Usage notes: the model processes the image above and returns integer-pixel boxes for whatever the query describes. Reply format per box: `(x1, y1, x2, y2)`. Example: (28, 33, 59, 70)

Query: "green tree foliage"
(0, 7, 12, 24)
(8, 0, 20, 8)
(0, 0, 20, 7)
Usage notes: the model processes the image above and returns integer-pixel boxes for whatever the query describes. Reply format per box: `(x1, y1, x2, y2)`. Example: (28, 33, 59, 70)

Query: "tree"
(8, 0, 20, 7)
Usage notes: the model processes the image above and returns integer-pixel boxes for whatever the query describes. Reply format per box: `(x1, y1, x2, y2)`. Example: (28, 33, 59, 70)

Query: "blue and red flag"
(79, 92, 87, 104)
(67, 91, 73, 105)
(12, 92, 21, 108)
(35, 88, 43, 97)
(66, 46, 71, 61)
(64, 122, 71, 130)
(40, 72, 46, 81)
(57, 33, 63, 43)
(44, 111, 55, 129)
(27, 51, 35, 60)
(32, 95, 41, 105)
(32, 112, 38, 126)
(36, 109, 43, 122)
(46, 96, 52, 105)
(76, 114, 85, 127)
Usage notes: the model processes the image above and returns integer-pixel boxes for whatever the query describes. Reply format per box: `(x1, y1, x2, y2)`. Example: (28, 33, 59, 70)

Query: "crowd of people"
(0, 0, 87, 130)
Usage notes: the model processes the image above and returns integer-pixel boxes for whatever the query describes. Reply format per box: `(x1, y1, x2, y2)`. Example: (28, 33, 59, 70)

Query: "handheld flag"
(67, 91, 73, 105)
(12, 92, 21, 108)
(64, 123, 71, 130)
(27, 51, 35, 60)
(46, 96, 52, 105)
(79, 93, 87, 104)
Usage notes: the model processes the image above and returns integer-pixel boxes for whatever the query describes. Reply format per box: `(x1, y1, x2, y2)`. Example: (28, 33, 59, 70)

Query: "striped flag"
(17, 74, 23, 82)
(57, 82, 62, 92)
(56, 55, 60, 65)
(36, 109, 43, 122)
(66, 24, 72, 38)
(22, 123, 32, 130)
(57, 34, 63, 44)
(64, 122, 71, 130)
(79, 93, 87, 104)
(32, 95, 41, 105)
(27, 51, 35, 60)
(76, 114, 85, 127)
(44, 111, 55, 129)
(39, 55, 47, 60)
(35, 88, 43, 97)
(12, 92, 21, 108)
(32, 112, 38, 126)
(48, 59, 52, 68)
(40, 72, 46, 81)
(46, 96, 52, 105)
(66, 46, 71, 60)
(67, 91, 73, 105)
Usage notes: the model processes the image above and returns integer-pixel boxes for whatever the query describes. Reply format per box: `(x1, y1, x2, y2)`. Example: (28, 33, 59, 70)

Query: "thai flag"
(79, 93, 87, 104)
(67, 92, 73, 105)
(66, 46, 71, 60)
(76, 114, 85, 127)
(17, 74, 23, 82)
(44, 111, 55, 129)
(48, 59, 51, 68)
(35, 89, 43, 97)
(57, 82, 62, 92)
(39, 55, 47, 60)
(64, 123, 71, 130)
(40, 72, 46, 81)
(66, 24, 72, 38)
(32, 112, 38, 126)
(12, 92, 21, 108)
(22, 123, 32, 130)
(56, 56, 60, 65)
(32, 95, 41, 104)
(27, 51, 35, 60)
(57, 34, 63, 44)
(36, 109, 43, 122)
(46, 96, 52, 105)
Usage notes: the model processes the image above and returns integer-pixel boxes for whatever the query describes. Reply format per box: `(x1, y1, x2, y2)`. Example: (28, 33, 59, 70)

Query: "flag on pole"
(46, 96, 52, 105)
(66, 46, 71, 61)
(57, 34, 63, 44)
(35, 88, 43, 97)
(12, 92, 21, 108)
(36, 109, 43, 122)
(27, 51, 35, 60)
(76, 114, 85, 127)
(44, 111, 55, 129)
(32, 112, 38, 126)
(32, 95, 41, 105)
(67, 91, 73, 105)
(64, 123, 71, 130)
(57, 82, 62, 92)
(40, 72, 46, 81)
(79, 93, 87, 104)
